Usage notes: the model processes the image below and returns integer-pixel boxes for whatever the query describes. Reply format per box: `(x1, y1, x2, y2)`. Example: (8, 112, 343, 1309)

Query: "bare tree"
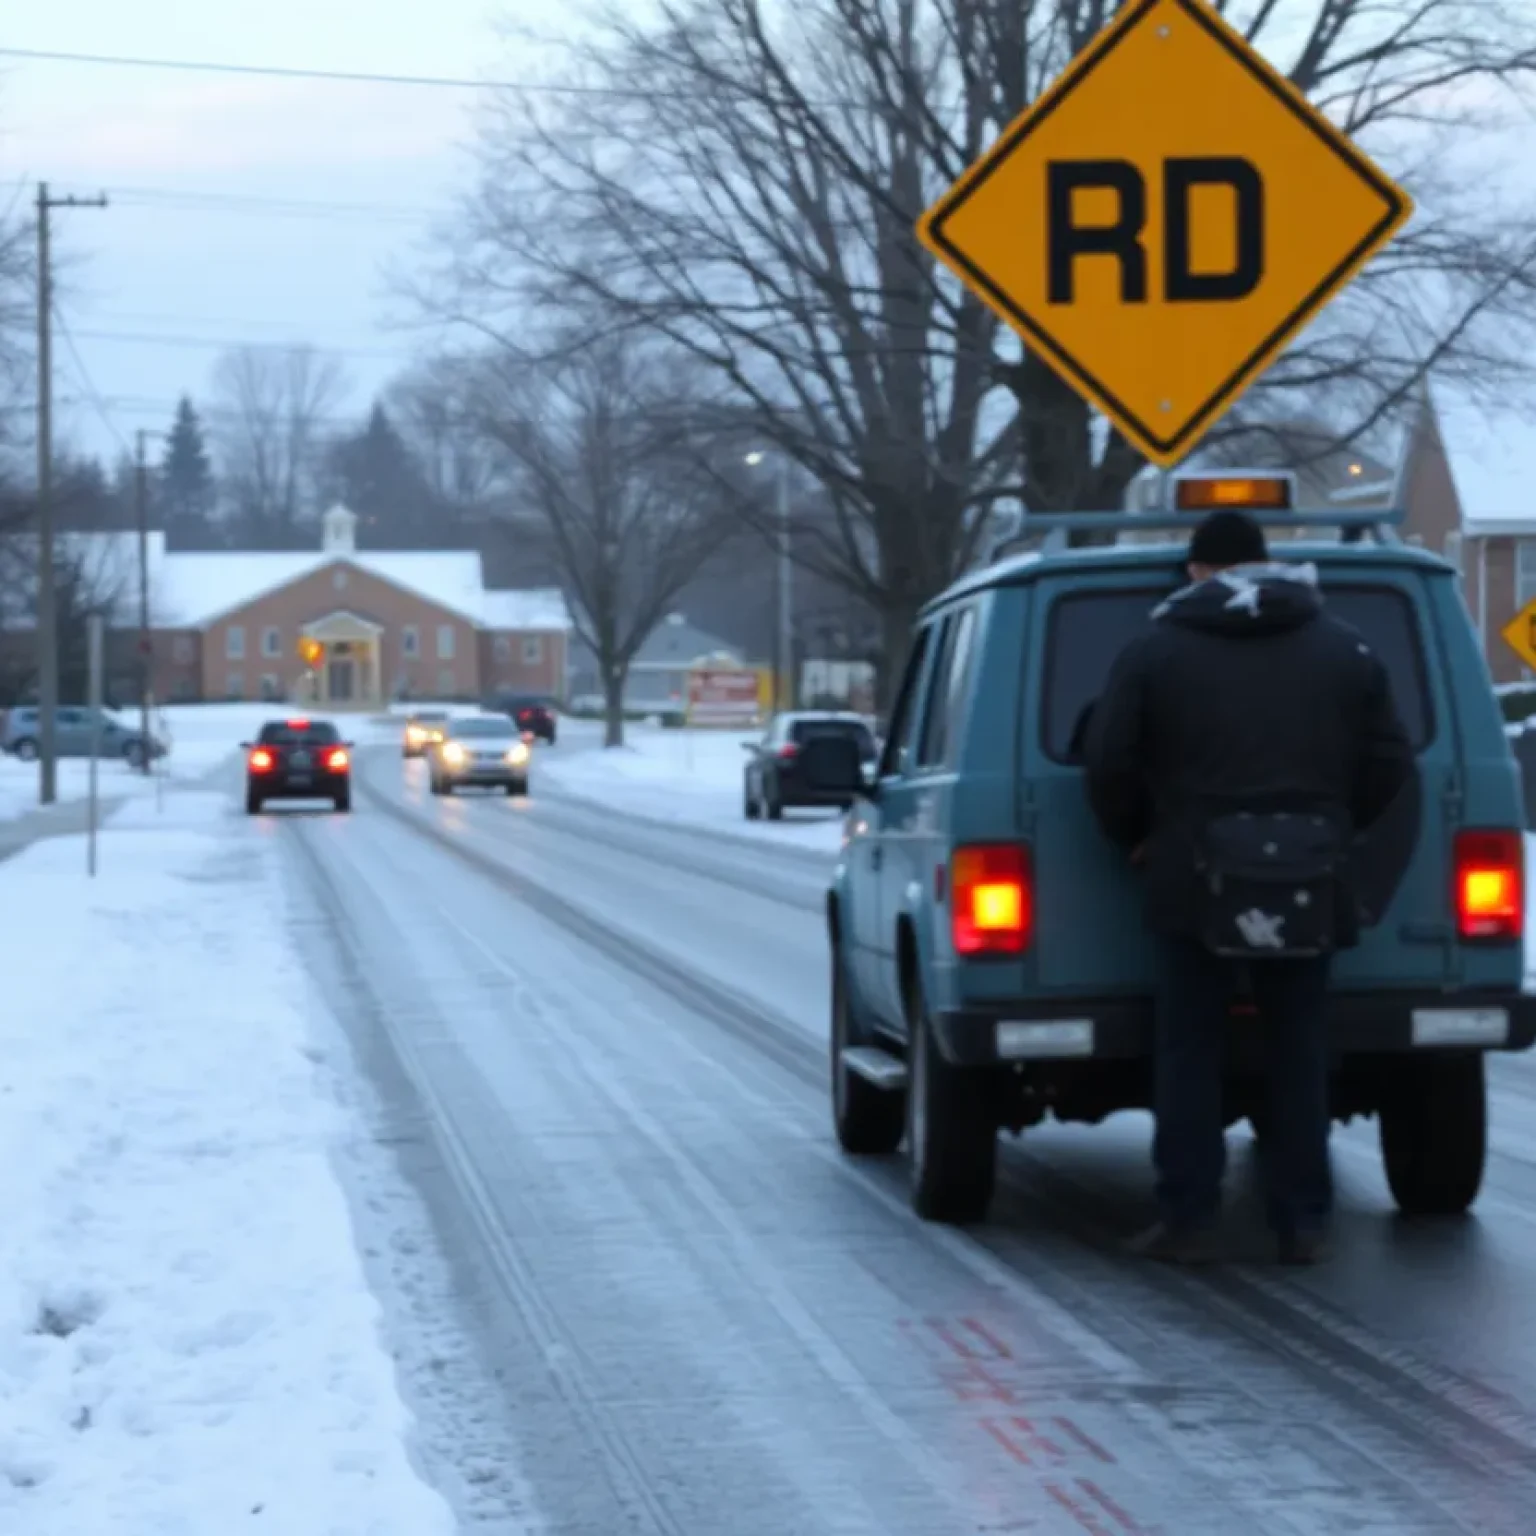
(0, 183, 32, 469)
(465, 334, 737, 746)
(435, 0, 1535, 698)
(385, 356, 505, 517)
(208, 345, 347, 548)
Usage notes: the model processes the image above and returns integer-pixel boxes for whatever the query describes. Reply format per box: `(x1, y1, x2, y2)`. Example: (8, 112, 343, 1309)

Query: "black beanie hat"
(1187, 509, 1268, 569)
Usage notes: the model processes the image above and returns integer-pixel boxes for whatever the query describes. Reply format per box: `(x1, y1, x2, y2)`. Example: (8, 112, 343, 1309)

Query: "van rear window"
(1042, 583, 1433, 760)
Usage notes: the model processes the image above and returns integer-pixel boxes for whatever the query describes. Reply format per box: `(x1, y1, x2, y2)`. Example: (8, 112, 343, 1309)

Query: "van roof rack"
(985, 507, 1406, 563)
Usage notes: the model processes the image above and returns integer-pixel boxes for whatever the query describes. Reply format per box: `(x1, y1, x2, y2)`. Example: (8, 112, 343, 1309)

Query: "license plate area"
(1410, 1008, 1509, 1047)
(291, 751, 311, 768)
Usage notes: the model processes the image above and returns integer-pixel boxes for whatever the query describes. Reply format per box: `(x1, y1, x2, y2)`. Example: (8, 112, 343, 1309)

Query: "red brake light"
(326, 748, 350, 771)
(1454, 829, 1523, 942)
(249, 748, 275, 772)
(777, 744, 799, 760)
(951, 844, 1032, 956)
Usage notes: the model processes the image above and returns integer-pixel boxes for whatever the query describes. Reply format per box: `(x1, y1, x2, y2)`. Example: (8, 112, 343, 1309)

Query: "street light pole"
(135, 430, 153, 773)
(746, 449, 795, 712)
(775, 457, 793, 712)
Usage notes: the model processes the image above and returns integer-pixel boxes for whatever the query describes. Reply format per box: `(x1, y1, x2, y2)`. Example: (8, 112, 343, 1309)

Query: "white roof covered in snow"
(1, 530, 572, 633)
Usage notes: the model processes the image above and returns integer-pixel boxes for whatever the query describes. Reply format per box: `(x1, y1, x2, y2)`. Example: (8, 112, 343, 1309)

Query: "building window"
(437, 668, 455, 695)
(402, 625, 420, 658)
(494, 635, 512, 661)
(226, 625, 245, 660)
(262, 626, 281, 657)
(226, 673, 244, 700)
(436, 624, 455, 660)
(522, 635, 543, 665)
(1517, 539, 1536, 611)
(259, 674, 282, 701)
(172, 636, 193, 664)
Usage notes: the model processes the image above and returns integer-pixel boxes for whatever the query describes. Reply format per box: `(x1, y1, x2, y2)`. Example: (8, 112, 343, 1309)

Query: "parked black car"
(486, 692, 558, 745)
(742, 712, 878, 819)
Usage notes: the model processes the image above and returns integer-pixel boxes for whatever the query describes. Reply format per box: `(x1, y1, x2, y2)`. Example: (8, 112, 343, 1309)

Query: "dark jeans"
(1154, 940, 1333, 1238)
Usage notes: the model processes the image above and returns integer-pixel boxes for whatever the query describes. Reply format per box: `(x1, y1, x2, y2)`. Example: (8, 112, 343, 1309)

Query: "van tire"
(1379, 1053, 1486, 1216)
(907, 992, 996, 1224)
(831, 948, 905, 1155)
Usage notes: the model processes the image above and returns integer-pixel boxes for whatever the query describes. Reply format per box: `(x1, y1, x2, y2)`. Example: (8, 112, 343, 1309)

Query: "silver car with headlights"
(427, 714, 532, 796)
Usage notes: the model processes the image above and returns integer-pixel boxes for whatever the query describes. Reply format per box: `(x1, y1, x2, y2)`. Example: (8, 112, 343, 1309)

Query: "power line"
(77, 184, 442, 223)
(72, 326, 426, 362)
(53, 309, 131, 454)
(0, 44, 678, 100)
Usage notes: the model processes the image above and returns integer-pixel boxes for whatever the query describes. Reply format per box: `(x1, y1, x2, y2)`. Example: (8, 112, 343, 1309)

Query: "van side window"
(916, 605, 978, 768)
(876, 625, 933, 778)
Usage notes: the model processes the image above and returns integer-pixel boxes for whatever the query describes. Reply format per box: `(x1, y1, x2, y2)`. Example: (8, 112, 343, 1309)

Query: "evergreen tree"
(159, 396, 221, 549)
(323, 402, 432, 546)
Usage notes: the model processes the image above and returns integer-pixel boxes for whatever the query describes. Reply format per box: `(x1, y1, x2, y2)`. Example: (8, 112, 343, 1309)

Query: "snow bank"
(0, 796, 455, 1536)
(542, 719, 845, 851)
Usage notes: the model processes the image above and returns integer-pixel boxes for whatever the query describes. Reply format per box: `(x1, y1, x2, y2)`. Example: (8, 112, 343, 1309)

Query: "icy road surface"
(268, 739, 1536, 1535)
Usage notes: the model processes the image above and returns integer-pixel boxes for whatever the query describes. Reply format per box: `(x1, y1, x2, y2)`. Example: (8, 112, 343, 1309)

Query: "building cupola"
(321, 503, 358, 554)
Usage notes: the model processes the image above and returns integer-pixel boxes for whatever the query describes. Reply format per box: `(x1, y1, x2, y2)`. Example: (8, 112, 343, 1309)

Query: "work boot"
(1276, 1230, 1331, 1266)
(1125, 1221, 1222, 1265)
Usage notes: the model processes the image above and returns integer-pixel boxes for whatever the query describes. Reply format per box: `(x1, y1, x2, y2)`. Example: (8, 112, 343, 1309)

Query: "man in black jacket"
(1084, 510, 1416, 1265)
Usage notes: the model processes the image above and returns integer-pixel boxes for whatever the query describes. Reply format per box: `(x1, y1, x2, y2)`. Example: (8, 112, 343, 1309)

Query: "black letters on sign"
(1045, 156, 1266, 305)
(1046, 159, 1147, 304)
(1164, 156, 1264, 302)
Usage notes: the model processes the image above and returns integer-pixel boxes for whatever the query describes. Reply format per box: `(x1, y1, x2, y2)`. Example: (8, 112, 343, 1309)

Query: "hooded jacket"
(1082, 561, 1417, 940)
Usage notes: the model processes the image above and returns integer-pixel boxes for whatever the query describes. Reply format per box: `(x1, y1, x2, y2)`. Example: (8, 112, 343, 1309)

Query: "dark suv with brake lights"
(802, 474, 1536, 1228)
(488, 693, 557, 745)
(743, 712, 877, 819)
(244, 718, 353, 814)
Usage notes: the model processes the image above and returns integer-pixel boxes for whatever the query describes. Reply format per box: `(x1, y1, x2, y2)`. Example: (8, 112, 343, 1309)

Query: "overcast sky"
(2, 2, 1533, 518)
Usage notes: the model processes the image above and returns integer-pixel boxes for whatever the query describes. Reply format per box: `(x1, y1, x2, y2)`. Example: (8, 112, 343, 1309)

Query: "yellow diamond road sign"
(916, 0, 1413, 469)
(1500, 598, 1536, 674)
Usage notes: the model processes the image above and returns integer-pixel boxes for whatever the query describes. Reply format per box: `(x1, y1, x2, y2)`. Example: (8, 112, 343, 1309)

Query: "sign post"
(86, 613, 103, 877)
(915, 0, 1413, 469)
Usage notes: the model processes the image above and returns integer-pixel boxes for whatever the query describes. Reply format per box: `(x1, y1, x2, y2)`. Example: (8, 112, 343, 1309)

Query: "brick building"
(40, 504, 572, 708)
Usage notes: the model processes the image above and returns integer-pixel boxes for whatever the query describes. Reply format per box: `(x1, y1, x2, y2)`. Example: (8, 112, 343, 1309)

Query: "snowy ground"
(537, 718, 847, 852)
(0, 790, 456, 1536)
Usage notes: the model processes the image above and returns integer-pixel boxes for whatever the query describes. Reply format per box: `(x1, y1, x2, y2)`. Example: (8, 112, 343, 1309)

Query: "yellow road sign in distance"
(916, 0, 1413, 469)
(1500, 598, 1536, 674)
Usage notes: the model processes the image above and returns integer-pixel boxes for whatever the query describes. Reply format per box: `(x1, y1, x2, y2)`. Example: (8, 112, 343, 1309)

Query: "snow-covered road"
(254, 741, 1536, 1534)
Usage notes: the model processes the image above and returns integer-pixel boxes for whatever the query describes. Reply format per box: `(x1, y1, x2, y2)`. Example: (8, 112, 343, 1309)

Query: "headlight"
(406, 726, 424, 744)
(442, 741, 467, 765)
(505, 741, 530, 765)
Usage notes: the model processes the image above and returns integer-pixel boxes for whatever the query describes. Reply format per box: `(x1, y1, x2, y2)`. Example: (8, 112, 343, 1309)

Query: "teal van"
(807, 477, 1533, 1224)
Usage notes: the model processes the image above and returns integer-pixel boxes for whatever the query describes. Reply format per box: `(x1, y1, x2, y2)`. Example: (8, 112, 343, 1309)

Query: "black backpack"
(1192, 810, 1348, 959)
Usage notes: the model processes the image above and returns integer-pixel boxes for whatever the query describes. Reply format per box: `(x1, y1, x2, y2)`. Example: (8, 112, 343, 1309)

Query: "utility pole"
(35, 182, 108, 805)
(135, 430, 153, 773)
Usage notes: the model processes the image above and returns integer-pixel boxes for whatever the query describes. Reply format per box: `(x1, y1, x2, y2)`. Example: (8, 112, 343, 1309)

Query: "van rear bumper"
(932, 990, 1536, 1067)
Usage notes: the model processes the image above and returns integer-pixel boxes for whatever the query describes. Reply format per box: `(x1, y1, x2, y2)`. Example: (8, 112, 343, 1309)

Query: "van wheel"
(906, 988, 996, 1223)
(831, 947, 905, 1155)
(1379, 1053, 1487, 1216)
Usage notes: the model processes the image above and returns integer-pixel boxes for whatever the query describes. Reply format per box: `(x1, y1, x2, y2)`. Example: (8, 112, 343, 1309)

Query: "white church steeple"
(321, 503, 358, 554)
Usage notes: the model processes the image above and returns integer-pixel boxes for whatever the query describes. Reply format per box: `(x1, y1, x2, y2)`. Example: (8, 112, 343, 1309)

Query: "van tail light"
(326, 748, 350, 771)
(951, 843, 1032, 956)
(1454, 829, 1523, 942)
(248, 748, 275, 772)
